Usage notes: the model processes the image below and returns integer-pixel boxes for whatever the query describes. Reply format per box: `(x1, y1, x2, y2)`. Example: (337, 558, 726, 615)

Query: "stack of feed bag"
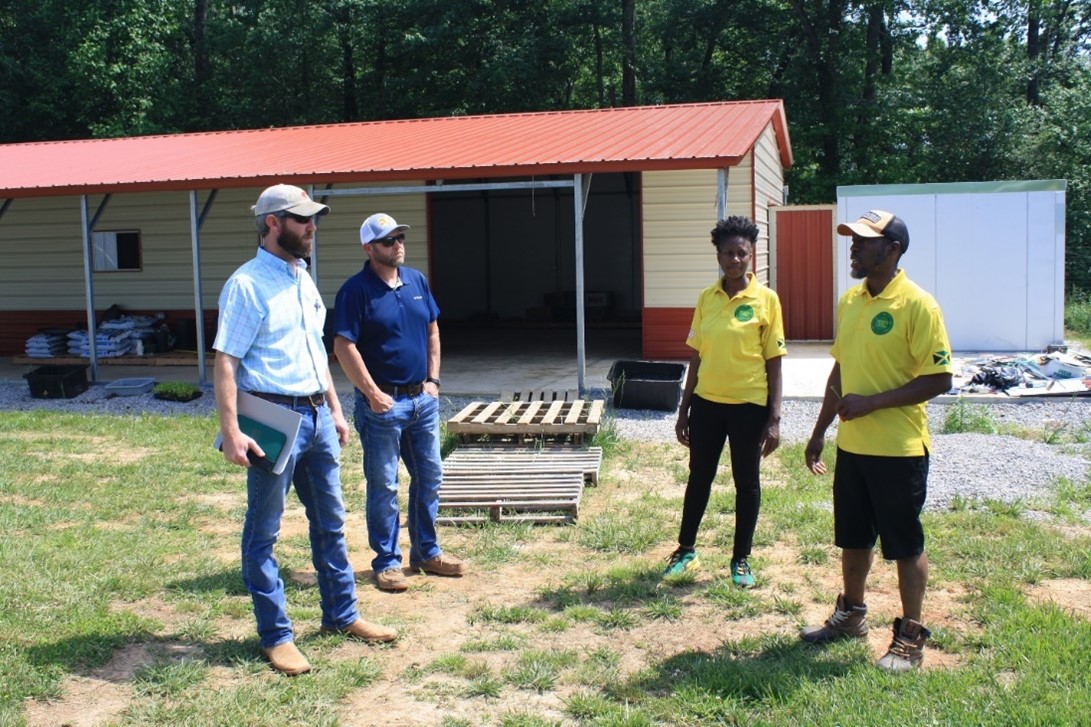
(24, 329, 71, 358)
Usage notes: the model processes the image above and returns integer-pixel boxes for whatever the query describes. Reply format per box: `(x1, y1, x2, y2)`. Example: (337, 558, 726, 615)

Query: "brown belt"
(375, 382, 424, 397)
(248, 391, 327, 408)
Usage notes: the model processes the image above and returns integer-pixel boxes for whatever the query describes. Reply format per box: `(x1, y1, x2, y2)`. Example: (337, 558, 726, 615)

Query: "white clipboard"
(213, 391, 304, 475)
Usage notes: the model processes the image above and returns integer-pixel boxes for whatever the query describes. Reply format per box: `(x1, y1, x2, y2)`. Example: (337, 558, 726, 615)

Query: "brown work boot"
(800, 594, 869, 644)
(375, 567, 409, 592)
(410, 552, 466, 577)
(260, 642, 312, 676)
(876, 617, 931, 671)
(320, 618, 398, 643)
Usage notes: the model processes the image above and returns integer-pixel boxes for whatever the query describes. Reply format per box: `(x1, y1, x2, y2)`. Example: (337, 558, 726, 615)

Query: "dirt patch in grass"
(24, 675, 131, 727)
(22, 643, 168, 727)
(65, 449, 152, 465)
(184, 492, 241, 510)
(1027, 578, 1091, 620)
(17, 434, 152, 465)
(0, 493, 44, 507)
(1046, 521, 1091, 540)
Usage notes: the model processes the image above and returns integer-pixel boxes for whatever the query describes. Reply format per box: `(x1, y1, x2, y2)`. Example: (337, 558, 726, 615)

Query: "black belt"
(375, 382, 424, 397)
(248, 391, 327, 408)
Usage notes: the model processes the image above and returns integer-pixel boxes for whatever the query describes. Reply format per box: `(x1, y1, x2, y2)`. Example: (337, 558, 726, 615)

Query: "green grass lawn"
(2, 410, 1090, 726)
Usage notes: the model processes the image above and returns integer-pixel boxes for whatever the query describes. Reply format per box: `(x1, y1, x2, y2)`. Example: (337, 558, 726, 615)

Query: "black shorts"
(832, 447, 929, 561)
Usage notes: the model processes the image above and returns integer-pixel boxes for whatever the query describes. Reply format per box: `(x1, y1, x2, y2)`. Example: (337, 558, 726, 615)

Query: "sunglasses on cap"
(278, 211, 314, 224)
(372, 234, 406, 247)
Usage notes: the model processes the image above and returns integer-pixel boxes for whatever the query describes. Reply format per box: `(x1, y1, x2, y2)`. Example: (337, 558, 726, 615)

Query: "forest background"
(2, 0, 1090, 290)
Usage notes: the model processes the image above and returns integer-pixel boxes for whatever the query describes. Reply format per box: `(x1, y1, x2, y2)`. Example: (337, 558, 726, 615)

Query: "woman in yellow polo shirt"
(665, 216, 786, 587)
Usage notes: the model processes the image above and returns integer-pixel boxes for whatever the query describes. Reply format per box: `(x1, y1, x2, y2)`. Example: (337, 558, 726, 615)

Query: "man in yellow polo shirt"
(801, 209, 952, 671)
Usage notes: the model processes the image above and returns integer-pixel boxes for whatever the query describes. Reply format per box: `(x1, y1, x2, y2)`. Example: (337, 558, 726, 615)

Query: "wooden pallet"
(446, 399, 605, 444)
(442, 446, 602, 484)
(499, 389, 580, 402)
(437, 470, 585, 525)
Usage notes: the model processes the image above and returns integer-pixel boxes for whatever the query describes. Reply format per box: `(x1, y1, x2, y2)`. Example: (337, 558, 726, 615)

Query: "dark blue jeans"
(355, 391, 444, 574)
(241, 403, 360, 649)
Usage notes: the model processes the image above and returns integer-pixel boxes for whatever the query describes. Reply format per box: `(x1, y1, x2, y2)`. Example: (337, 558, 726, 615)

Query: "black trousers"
(678, 395, 768, 560)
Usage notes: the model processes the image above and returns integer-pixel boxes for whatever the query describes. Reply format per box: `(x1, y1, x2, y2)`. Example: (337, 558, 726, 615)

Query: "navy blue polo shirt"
(334, 263, 440, 387)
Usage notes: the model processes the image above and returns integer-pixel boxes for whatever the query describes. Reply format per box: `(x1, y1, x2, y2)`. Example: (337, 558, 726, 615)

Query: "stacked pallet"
(446, 398, 604, 445)
(499, 389, 579, 402)
(443, 446, 603, 484)
(437, 447, 602, 525)
(439, 396, 606, 525)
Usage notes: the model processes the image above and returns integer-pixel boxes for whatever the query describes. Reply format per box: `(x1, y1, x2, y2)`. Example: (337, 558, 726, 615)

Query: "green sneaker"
(731, 558, 755, 588)
(663, 548, 699, 576)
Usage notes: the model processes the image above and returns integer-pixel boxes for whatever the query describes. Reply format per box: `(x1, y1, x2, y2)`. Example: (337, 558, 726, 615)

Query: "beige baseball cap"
(252, 184, 330, 218)
(837, 209, 910, 253)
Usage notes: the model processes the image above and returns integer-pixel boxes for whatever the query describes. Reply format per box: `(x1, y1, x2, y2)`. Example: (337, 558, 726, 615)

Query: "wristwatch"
(426, 377, 441, 387)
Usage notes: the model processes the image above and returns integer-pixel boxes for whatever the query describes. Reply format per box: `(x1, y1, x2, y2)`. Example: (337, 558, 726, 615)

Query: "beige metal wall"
(0, 184, 429, 312)
(1, 194, 85, 310)
(752, 122, 785, 282)
(305, 183, 429, 300)
(642, 169, 720, 308)
(641, 167, 756, 308)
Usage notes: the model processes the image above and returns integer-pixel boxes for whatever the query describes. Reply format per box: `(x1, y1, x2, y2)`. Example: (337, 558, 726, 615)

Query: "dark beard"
(278, 226, 311, 259)
(371, 246, 403, 268)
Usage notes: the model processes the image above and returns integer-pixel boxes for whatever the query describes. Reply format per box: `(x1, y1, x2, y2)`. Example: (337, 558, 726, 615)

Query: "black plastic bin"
(24, 365, 89, 399)
(607, 360, 685, 411)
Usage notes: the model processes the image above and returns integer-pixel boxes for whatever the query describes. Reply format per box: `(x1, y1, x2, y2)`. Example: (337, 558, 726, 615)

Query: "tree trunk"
(594, 19, 605, 107)
(855, 3, 883, 172)
(621, 0, 636, 106)
(789, 0, 847, 188)
(862, 4, 881, 106)
(335, 4, 358, 121)
(1027, 1, 1041, 105)
(194, 0, 210, 85)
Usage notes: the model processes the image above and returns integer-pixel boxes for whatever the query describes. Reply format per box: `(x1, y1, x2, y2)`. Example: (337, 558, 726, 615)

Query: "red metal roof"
(0, 101, 791, 198)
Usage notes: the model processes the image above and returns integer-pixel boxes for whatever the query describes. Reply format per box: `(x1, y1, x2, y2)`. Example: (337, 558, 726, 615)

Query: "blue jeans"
(355, 391, 444, 574)
(241, 403, 359, 649)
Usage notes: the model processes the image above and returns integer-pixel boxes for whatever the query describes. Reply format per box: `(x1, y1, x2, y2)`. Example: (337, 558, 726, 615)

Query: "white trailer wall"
(836, 180, 1066, 351)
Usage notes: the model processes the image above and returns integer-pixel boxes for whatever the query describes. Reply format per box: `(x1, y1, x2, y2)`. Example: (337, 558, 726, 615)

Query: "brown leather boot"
(800, 594, 869, 644)
(375, 567, 409, 592)
(321, 618, 398, 643)
(260, 642, 312, 676)
(410, 552, 466, 576)
(876, 617, 931, 671)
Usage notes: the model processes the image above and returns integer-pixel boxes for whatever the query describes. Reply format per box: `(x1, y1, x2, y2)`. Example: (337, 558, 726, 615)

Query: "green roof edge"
(837, 179, 1067, 196)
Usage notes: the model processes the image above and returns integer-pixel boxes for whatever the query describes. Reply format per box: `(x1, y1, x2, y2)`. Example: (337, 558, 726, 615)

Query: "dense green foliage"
(2, 1, 1090, 286)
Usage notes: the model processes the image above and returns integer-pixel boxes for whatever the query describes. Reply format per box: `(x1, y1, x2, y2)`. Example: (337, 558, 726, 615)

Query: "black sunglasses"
(373, 234, 405, 247)
(279, 211, 314, 224)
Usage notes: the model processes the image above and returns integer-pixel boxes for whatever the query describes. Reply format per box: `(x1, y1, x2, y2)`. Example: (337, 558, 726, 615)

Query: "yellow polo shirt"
(832, 269, 953, 456)
(686, 273, 787, 406)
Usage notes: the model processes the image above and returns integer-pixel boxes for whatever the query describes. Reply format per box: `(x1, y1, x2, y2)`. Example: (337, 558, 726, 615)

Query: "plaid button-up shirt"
(213, 248, 329, 396)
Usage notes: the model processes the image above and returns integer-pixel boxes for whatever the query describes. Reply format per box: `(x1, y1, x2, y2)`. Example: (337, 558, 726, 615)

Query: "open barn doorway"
(429, 173, 642, 349)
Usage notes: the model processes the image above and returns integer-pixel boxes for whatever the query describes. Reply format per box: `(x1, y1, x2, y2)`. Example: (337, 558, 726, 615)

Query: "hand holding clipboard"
(214, 392, 304, 475)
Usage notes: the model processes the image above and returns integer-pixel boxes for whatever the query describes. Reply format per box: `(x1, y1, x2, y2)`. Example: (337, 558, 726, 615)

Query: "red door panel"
(773, 207, 834, 340)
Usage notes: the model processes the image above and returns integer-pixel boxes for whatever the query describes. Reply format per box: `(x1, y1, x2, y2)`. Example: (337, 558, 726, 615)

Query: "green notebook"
(238, 414, 288, 469)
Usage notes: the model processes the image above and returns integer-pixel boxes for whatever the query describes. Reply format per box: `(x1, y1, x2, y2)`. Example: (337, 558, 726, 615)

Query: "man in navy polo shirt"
(334, 213, 466, 592)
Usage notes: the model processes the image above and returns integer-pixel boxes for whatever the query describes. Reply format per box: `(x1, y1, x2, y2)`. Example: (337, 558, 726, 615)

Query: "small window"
(93, 231, 142, 272)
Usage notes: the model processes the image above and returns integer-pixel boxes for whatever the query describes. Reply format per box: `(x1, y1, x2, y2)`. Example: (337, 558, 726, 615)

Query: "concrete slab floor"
(1, 327, 838, 400)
